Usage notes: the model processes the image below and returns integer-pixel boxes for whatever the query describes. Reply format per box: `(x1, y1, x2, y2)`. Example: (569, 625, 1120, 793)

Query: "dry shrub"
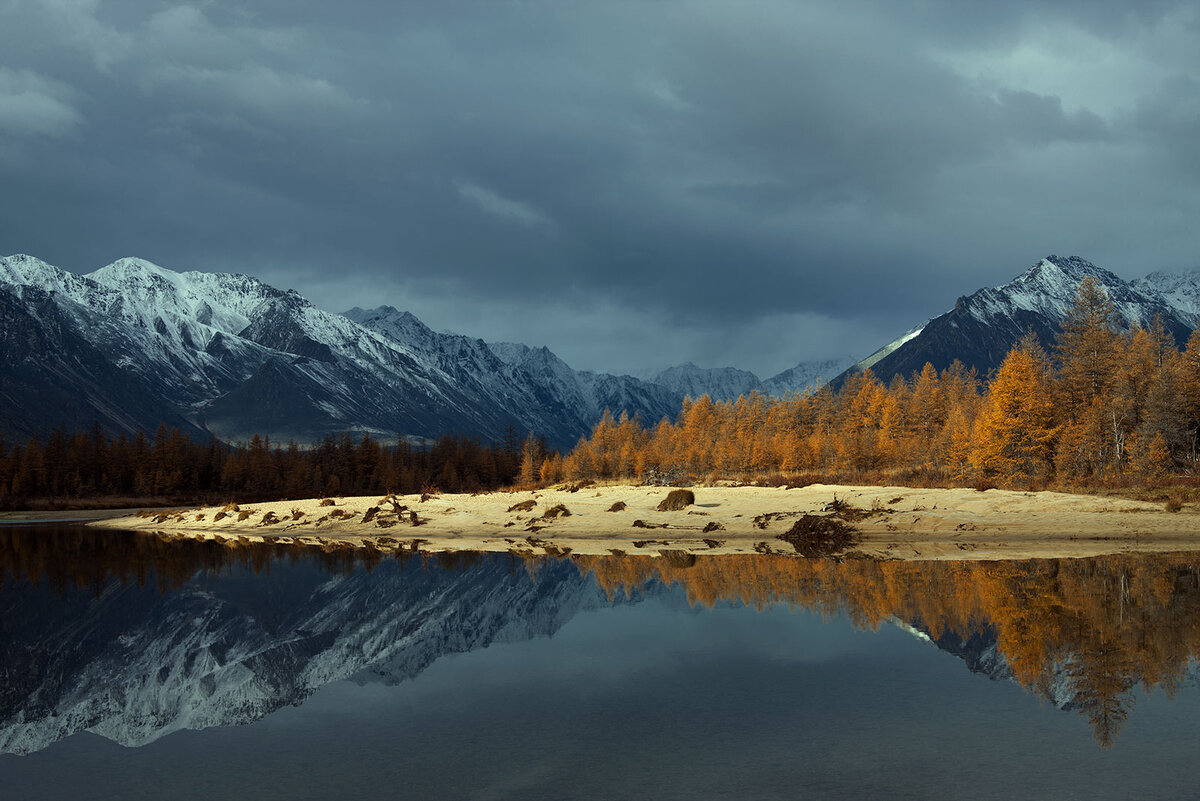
(319, 498, 335, 507)
(776, 515, 860, 557)
(1167, 498, 1183, 513)
(222, 503, 240, 513)
(362, 506, 380, 523)
(236, 510, 252, 521)
(507, 499, 537, 513)
(702, 521, 724, 533)
(195, 513, 206, 521)
(542, 503, 571, 519)
(260, 511, 280, 526)
(972, 478, 996, 492)
(656, 489, 695, 511)
(607, 501, 627, 512)
(213, 511, 227, 522)
(290, 508, 305, 520)
(632, 519, 668, 529)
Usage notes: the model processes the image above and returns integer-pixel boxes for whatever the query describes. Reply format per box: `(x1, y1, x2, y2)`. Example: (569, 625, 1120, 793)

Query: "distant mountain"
(0, 255, 682, 448)
(637, 357, 855, 402)
(838, 255, 1198, 385)
(646, 363, 762, 402)
(760, 355, 857, 396)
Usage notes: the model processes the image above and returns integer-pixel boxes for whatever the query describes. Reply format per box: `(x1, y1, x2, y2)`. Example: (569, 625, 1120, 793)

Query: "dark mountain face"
(0, 285, 204, 440)
(0, 256, 680, 448)
(837, 255, 1198, 385)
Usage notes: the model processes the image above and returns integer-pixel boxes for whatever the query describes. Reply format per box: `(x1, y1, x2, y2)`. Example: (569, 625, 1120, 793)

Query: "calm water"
(3, 526, 1200, 800)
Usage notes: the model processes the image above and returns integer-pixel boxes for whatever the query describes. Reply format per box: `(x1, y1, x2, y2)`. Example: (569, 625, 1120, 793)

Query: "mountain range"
(0, 255, 842, 448)
(4, 252, 1200, 448)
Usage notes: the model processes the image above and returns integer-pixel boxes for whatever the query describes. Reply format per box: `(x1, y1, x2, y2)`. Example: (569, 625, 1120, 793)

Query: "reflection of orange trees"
(574, 552, 1200, 746)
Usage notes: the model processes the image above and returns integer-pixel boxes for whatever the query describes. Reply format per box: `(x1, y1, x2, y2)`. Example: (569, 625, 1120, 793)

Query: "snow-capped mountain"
(634, 357, 854, 402)
(838, 255, 1197, 385)
(0, 255, 682, 447)
(760, 355, 857, 396)
(0, 551, 635, 755)
(647, 363, 762, 402)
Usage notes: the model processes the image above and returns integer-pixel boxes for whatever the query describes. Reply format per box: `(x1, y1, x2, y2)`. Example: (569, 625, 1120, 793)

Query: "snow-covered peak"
(1133, 269, 1200, 323)
(1001, 255, 1116, 307)
(92, 256, 178, 283)
(649, 362, 761, 402)
(761, 355, 857, 395)
(343, 305, 433, 340)
(0, 253, 95, 296)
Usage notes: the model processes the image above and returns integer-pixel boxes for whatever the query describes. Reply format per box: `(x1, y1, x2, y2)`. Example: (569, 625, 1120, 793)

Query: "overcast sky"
(2, 1, 1198, 377)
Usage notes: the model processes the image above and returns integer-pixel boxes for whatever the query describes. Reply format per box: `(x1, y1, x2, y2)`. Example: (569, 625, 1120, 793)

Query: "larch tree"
(971, 337, 1059, 480)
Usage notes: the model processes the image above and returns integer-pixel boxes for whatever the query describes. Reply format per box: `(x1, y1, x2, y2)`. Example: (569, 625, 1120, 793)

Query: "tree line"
(561, 276, 1200, 488)
(0, 425, 542, 509)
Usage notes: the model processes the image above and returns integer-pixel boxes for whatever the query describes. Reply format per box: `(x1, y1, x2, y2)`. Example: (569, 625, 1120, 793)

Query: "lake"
(2, 525, 1200, 799)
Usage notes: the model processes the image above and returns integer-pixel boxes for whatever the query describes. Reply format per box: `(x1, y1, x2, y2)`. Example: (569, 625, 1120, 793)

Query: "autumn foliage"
(564, 276, 1200, 488)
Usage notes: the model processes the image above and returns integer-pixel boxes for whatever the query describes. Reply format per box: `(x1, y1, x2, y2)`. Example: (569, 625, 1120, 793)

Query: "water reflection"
(2, 526, 1199, 753)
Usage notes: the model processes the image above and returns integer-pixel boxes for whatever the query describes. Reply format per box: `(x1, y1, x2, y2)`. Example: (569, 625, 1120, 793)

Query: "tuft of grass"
(776, 515, 860, 557)
(542, 503, 571, 519)
(1167, 498, 1183, 513)
(607, 501, 627, 512)
(656, 489, 695, 511)
(318, 498, 335, 507)
(507, 499, 537, 513)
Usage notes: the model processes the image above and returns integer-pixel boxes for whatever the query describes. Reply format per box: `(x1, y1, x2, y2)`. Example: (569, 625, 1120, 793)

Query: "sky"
(1, 0, 1198, 378)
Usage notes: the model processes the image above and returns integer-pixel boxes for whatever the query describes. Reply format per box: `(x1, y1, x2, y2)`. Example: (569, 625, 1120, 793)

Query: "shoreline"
(82, 483, 1200, 562)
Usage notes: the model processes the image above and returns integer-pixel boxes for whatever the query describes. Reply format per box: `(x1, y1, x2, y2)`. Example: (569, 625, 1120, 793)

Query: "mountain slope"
(839, 255, 1196, 384)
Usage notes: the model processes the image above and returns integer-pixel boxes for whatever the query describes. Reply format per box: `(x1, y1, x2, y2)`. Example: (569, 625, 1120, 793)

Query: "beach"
(81, 483, 1200, 561)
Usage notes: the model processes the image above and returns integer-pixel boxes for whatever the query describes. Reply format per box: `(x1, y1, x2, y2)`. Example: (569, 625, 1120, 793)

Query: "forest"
(558, 277, 1200, 491)
(0, 426, 537, 510)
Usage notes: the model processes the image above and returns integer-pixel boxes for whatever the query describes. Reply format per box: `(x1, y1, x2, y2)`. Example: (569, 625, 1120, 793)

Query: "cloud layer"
(2, 0, 1197, 375)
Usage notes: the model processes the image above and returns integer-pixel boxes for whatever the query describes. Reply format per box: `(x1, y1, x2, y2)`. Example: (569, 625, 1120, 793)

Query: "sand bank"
(82, 483, 1200, 561)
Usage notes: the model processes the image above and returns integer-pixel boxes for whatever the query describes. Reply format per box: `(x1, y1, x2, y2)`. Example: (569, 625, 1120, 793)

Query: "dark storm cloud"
(1, 0, 1198, 375)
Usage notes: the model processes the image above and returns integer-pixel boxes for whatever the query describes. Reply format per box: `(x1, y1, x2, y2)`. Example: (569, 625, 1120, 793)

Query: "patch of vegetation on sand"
(776, 514, 860, 557)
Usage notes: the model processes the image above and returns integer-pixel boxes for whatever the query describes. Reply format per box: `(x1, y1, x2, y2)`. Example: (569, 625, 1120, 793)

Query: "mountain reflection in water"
(3, 526, 1200, 755)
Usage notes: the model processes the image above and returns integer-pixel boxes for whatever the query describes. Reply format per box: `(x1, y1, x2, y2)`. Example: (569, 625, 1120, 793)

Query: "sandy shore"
(82, 483, 1200, 561)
